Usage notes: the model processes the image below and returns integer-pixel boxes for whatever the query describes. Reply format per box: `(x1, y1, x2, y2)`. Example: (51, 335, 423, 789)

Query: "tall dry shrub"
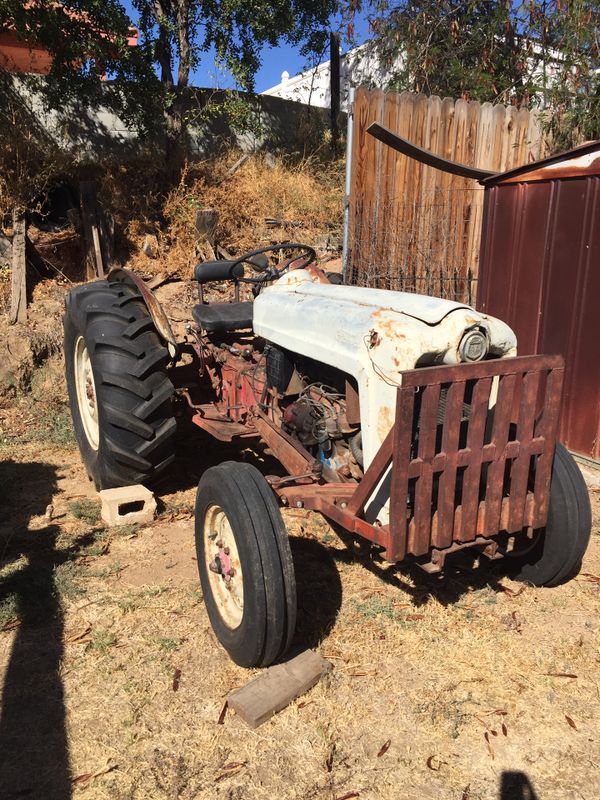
(152, 152, 344, 276)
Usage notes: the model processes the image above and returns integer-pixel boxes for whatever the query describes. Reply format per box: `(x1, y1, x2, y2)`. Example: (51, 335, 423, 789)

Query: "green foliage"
(359, 1, 599, 149)
(53, 560, 86, 599)
(87, 628, 118, 653)
(133, 0, 337, 92)
(189, 92, 266, 138)
(0, 0, 339, 146)
(0, 0, 163, 134)
(68, 498, 101, 525)
(0, 592, 18, 627)
(157, 636, 183, 653)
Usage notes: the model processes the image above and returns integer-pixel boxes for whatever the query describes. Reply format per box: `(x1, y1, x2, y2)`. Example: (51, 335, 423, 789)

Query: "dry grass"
(0, 419, 598, 800)
(122, 152, 344, 278)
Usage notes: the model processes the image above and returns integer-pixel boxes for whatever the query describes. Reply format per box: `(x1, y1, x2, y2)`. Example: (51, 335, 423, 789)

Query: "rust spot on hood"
(369, 328, 382, 348)
(377, 404, 394, 441)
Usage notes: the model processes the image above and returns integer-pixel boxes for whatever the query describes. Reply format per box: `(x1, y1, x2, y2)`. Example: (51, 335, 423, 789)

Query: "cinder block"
(99, 484, 156, 526)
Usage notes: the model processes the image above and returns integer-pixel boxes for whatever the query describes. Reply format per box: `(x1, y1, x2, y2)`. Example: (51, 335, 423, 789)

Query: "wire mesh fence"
(348, 185, 480, 303)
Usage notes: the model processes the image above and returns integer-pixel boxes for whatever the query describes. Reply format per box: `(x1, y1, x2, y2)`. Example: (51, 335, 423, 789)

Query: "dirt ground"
(0, 407, 598, 800)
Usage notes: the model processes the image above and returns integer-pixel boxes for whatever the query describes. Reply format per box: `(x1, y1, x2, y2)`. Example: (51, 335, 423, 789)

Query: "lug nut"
(228, 568, 236, 577)
(216, 540, 223, 548)
(223, 547, 230, 555)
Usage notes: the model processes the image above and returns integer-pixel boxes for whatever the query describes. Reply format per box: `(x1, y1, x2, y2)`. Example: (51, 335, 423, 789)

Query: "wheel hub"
(204, 507, 243, 628)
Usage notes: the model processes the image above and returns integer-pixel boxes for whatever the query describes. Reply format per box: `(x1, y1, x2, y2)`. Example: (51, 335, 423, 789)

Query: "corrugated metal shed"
(477, 141, 600, 462)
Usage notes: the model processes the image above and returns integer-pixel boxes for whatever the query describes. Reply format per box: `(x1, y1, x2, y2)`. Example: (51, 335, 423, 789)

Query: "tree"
(0, 0, 340, 157)
(0, 0, 161, 134)
(358, 1, 599, 149)
(132, 0, 339, 158)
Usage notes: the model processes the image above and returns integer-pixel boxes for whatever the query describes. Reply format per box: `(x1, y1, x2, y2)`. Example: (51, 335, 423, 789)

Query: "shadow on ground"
(162, 417, 510, 614)
(0, 460, 96, 800)
(158, 414, 287, 497)
(290, 537, 343, 650)
(500, 771, 539, 799)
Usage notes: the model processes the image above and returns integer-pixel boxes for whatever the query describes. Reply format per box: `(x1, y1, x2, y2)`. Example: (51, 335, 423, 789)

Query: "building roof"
(0, 3, 137, 75)
(481, 140, 600, 185)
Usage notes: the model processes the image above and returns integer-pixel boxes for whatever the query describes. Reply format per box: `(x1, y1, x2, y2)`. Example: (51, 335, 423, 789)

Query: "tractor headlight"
(459, 329, 488, 362)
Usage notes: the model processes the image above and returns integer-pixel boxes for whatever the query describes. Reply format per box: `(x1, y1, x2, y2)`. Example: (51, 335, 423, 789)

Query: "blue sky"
(120, 2, 371, 92)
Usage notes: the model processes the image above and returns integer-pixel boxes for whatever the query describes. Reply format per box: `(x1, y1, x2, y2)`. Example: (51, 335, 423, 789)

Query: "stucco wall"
(6, 76, 332, 156)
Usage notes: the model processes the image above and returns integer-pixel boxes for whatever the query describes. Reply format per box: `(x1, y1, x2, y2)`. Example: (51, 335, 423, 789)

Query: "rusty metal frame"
(185, 323, 564, 567)
(277, 354, 564, 566)
(366, 121, 497, 181)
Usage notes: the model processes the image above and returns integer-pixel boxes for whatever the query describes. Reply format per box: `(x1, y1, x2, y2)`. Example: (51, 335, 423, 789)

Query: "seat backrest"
(194, 260, 244, 284)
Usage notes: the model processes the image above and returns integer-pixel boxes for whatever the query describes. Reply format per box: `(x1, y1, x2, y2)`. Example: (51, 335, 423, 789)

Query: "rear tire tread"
(64, 279, 176, 489)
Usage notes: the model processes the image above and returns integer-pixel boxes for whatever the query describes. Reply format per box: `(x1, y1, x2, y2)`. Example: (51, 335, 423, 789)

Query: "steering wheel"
(227, 243, 317, 283)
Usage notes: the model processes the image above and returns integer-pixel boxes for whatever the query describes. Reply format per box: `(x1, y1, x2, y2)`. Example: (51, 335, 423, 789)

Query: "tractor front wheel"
(502, 443, 591, 587)
(195, 461, 296, 667)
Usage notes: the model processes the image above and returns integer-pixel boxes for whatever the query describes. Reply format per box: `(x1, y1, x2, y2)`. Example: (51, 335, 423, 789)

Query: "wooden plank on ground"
(227, 649, 331, 729)
(9, 211, 27, 324)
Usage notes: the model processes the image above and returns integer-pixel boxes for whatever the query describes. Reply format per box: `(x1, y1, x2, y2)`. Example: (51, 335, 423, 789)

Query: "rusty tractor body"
(64, 244, 591, 666)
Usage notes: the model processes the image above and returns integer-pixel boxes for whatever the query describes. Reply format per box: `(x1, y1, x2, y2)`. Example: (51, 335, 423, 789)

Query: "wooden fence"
(347, 88, 548, 303)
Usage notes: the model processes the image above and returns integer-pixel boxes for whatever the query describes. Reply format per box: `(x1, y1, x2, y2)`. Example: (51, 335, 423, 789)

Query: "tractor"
(63, 244, 591, 667)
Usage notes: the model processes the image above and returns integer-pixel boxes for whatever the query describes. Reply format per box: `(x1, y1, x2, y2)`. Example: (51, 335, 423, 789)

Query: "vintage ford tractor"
(63, 245, 591, 667)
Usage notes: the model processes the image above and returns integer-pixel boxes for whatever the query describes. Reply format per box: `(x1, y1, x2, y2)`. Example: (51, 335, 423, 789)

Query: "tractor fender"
(107, 267, 179, 361)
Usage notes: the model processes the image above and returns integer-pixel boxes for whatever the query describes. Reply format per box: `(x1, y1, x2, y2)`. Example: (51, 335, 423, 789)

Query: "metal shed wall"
(477, 167, 600, 461)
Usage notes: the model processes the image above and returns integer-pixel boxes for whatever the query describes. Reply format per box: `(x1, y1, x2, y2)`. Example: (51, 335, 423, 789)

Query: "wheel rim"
(74, 336, 100, 450)
(203, 504, 244, 629)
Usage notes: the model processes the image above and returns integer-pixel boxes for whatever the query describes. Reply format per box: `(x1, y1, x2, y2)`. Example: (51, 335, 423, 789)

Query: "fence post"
(9, 210, 27, 324)
(341, 87, 355, 284)
(330, 31, 341, 159)
(80, 180, 105, 280)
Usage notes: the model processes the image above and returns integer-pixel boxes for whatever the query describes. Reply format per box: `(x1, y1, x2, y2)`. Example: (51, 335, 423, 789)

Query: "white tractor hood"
(253, 270, 517, 523)
(266, 280, 473, 325)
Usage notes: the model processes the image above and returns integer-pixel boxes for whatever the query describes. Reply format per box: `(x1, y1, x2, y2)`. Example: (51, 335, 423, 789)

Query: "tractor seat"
(192, 302, 253, 333)
(194, 260, 244, 283)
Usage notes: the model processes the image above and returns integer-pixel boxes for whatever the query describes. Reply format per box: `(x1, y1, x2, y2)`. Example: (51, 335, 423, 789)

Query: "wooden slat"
(507, 370, 542, 532)
(401, 354, 563, 386)
(346, 425, 394, 517)
(366, 89, 385, 280)
(457, 377, 493, 541)
(388, 385, 417, 561)
(410, 383, 441, 555)
(433, 381, 466, 548)
(531, 367, 564, 526)
(483, 373, 518, 535)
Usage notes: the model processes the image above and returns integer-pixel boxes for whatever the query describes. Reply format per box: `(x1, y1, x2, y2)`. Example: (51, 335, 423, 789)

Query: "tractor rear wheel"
(502, 443, 591, 587)
(64, 278, 176, 489)
(195, 461, 297, 667)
